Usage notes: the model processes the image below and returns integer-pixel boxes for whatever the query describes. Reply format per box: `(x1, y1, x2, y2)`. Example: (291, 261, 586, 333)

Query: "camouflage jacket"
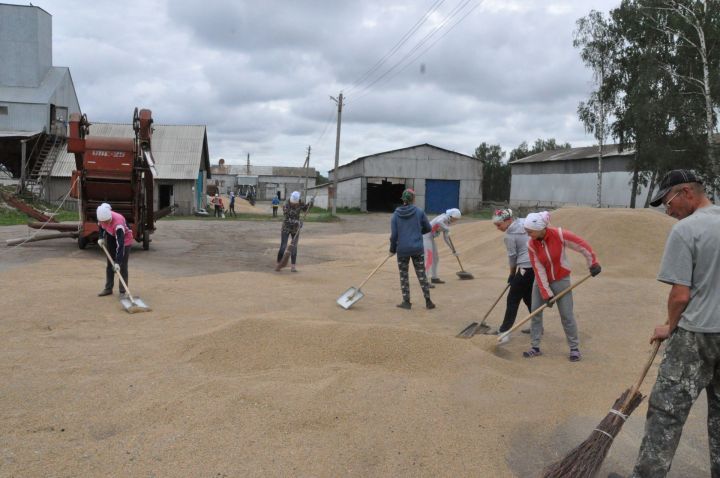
(282, 201, 310, 234)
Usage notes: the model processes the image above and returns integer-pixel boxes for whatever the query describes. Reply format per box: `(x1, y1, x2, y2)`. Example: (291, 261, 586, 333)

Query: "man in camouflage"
(631, 170, 720, 477)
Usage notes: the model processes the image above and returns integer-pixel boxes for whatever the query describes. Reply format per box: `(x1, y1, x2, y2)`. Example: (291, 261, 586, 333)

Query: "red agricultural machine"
(66, 107, 160, 249)
(3, 107, 171, 249)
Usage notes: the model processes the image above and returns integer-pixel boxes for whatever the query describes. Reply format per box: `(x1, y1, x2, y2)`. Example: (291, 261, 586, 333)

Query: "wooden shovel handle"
(447, 236, 466, 272)
(356, 254, 393, 291)
(497, 273, 593, 343)
(99, 242, 135, 302)
(480, 283, 511, 325)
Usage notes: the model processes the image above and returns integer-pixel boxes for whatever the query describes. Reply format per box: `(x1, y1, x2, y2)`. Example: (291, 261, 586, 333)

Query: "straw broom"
(541, 340, 662, 478)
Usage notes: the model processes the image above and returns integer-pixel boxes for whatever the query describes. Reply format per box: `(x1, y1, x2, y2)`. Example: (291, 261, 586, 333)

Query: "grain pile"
(0, 208, 710, 477)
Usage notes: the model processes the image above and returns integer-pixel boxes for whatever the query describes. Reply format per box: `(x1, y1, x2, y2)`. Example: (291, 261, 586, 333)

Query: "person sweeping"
(492, 208, 534, 338)
(523, 211, 601, 361)
(275, 191, 312, 272)
(389, 189, 435, 310)
(96, 202, 133, 298)
(422, 208, 461, 286)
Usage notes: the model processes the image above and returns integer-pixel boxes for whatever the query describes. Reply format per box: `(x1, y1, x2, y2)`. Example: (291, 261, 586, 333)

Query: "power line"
(351, 0, 477, 101)
(346, 0, 446, 95)
(353, 0, 480, 102)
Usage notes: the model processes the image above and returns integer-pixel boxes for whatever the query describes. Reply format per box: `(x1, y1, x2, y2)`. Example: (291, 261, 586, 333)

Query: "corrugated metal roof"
(332, 143, 476, 172)
(509, 144, 635, 164)
(0, 67, 69, 104)
(51, 122, 208, 180)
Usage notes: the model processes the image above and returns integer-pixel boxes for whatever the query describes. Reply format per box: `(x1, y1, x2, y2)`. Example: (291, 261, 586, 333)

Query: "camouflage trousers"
(397, 254, 431, 303)
(632, 328, 720, 478)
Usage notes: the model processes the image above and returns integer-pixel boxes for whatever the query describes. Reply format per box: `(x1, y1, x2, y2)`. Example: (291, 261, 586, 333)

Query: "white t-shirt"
(658, 205, 720, 332)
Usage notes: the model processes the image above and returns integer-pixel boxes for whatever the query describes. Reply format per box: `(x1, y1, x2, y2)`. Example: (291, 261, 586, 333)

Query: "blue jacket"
(390, 204, 432, 257)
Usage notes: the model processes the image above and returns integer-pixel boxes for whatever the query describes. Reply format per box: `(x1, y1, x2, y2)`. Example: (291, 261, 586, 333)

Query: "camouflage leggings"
(632, 328, 720, 478)
(397, 254, 431, 303)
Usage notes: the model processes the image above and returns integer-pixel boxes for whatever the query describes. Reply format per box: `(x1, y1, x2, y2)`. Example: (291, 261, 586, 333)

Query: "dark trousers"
(104, 237, 130, 294)
(277, 229, 299, 265)
(228, 203, 235, 216)
(498, 267, 534, 333)
(272, 206, 278, 217)
(397, 254, 431, 303)
(214, 205, 222, 217)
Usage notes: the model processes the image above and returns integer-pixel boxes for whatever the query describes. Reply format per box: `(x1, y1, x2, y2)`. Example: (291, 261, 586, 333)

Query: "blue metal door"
(425, 179, 460, 213)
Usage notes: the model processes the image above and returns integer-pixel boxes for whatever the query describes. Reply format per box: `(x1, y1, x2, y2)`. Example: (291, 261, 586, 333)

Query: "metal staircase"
(24, 134, 65, 198)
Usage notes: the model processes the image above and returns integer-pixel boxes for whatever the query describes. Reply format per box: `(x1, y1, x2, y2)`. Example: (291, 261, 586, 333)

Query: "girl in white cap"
(492, 208, 534, 337)
(276, 191, 313, 272)
(523, 211, 602, 361)
(422, 208, 461, 285)
(96, 203, 134, 298)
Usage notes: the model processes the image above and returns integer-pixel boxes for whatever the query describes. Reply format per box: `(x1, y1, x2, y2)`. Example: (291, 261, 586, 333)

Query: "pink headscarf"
(524, 211, 551, 231)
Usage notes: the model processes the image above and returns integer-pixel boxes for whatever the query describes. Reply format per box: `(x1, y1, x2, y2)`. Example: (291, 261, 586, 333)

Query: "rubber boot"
(396, 301, 411, 310)
(425, 299, 436, 310)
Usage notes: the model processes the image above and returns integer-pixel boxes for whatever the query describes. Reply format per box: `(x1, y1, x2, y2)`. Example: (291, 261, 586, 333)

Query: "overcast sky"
(14, 0, 620, 174)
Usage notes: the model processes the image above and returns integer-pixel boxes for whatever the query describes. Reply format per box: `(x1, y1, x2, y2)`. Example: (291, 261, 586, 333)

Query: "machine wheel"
(78, 235, 88, 249)
(142, 230, 150, 250)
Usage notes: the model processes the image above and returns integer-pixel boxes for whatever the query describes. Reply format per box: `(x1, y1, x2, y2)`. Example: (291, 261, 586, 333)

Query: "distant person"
(523, 211, 601, 361)
(271, 195, 280, 217)
(228, 191, 236, 217)
(96, 203, 133, 298)
(492, 208, 534, 338)
(275, 191, 312, 272)
(217, 195, 225, 218)
(631, 170, 720, 478)
(389, 188, 435, 310)
(212, 193, 222, 218)
(422, 208, 461, 286)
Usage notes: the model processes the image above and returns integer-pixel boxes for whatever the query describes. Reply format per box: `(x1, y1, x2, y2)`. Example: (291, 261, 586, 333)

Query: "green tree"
(473, 142, 510, 202)
(575, 10, 622, 207)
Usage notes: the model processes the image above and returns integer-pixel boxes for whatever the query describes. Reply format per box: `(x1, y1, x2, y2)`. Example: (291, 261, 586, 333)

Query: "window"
(0, 106, 8, 115)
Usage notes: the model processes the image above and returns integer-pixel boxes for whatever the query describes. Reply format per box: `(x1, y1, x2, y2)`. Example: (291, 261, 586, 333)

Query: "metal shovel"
(457, 282, 511, 338)
(99, 242, 151, 314)
(337, 254, 393, 310)
(447, 237, 474, 280)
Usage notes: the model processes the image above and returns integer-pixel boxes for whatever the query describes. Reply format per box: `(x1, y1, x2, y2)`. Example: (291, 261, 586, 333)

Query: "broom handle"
(99, 242, 136, 302)
(621, 337, 663, 411)
(357, 254, 393, 290)
(447, 236, 466, 271)
(497, 273, 593, 342)
(480, 283, 511, 326)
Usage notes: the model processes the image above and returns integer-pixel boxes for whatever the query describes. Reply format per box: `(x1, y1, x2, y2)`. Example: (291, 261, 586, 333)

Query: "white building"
(509, 145, 649, 207)
(314, 143, 482, 213)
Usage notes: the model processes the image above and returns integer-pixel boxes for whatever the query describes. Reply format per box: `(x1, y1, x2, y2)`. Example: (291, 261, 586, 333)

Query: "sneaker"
(431, 278, 445, 284)
(425, 299, 436, 310)
(119, 292, 129, 300)
(569, 349, 582, 362)
(497, 332, 511, 345)
(396, 301, 411, 310)
(521, 327, 531, 334)
(291, 266, 298, 272)
(428, 284, 435, 289)
(98, 289, 112, 297)
(522, 347, 542, 358)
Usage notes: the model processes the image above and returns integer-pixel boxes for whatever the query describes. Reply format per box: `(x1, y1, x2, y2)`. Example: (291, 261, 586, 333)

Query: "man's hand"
(97, 238, 105, 248)
(389, 250, 396, 256)
(507, 273, 515, 284)
(113, 263, 121, 273)
(452, 251, 460, 257)
(544, 297, 554, 308)
(590, 263, 602, 277)
(650, 324, 672, 344)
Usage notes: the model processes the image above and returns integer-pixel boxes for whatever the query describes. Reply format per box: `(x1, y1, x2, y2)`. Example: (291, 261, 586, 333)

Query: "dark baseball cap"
(650, 169, 703, 207)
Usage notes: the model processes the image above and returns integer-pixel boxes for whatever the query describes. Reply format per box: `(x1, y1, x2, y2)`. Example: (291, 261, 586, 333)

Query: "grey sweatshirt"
(504, 218, 531, 269)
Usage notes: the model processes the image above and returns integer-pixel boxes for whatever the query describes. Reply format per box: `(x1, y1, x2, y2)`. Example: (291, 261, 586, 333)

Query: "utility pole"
(303, 145, 311, 202)
(330, 92, 344, 216)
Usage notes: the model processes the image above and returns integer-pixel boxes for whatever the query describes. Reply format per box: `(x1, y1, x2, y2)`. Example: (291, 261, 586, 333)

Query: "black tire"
(78, 235, 88, 250)
(142, 230, 150, 250)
